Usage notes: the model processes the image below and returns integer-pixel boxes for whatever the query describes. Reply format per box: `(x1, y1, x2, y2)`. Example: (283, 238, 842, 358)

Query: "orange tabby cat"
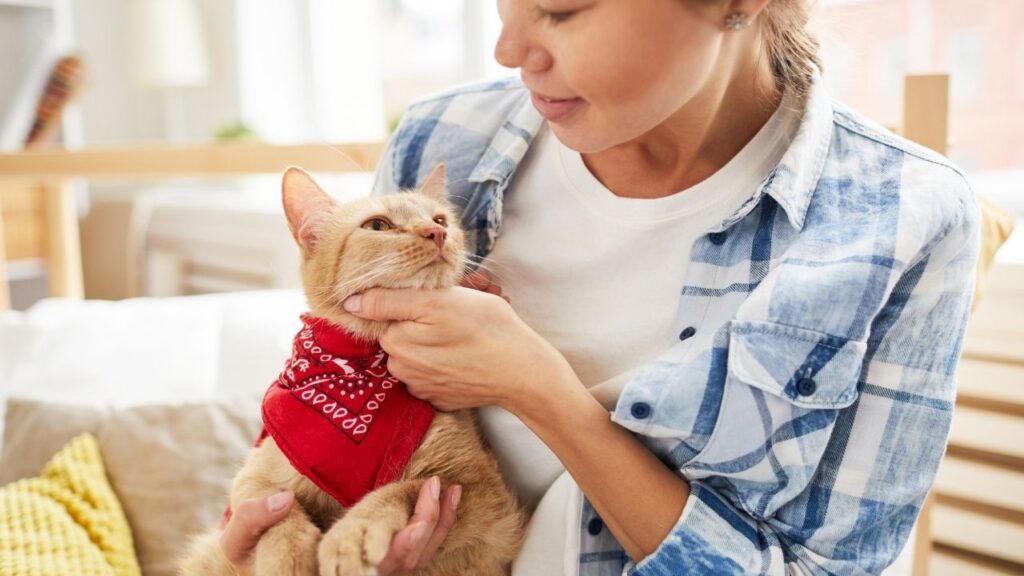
(179, 165, 524, 576)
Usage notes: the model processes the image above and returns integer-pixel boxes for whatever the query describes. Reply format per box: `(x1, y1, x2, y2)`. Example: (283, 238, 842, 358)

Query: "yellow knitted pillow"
(0, 433, 141, 576)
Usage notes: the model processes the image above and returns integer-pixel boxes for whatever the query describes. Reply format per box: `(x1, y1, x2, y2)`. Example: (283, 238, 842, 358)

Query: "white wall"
(70, 0, 240, 145)
(69, 0, 385, 146)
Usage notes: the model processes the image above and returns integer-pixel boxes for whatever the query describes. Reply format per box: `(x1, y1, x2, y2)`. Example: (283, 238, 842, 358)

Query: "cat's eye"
(361, 218, 393, 231)
(433, 216, 447, 227)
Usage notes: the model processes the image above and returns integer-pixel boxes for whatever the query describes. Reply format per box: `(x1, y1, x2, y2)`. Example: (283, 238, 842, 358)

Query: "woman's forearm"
(506, 368, 690, 562)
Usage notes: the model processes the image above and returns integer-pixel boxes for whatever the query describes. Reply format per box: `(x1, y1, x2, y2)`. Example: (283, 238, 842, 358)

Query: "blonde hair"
(758, 0, 823, 97)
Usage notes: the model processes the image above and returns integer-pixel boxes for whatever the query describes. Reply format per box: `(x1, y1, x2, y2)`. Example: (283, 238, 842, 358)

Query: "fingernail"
(429, 476, 441, 500)
(452, 485, 462, 509)
(266, 491, 293, 512)
(410, 522, 428, 545)
(343, 294, 362, 313)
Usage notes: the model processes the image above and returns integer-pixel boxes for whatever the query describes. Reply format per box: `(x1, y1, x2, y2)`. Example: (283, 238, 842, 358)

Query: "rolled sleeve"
(626, 482, 781, 576)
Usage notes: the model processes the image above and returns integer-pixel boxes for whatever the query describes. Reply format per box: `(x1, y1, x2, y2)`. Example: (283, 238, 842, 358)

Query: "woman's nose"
(494, 12, 552, 72)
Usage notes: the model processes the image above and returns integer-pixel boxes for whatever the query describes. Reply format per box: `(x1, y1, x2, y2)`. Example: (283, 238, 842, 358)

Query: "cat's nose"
(421, 227, 447, 250)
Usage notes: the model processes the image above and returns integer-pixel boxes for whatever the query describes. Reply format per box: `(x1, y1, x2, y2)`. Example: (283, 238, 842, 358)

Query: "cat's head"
(281, 164, 466, 341)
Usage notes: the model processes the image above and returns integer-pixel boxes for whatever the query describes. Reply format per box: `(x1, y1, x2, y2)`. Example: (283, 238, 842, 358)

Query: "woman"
(222, 0, 980, 573)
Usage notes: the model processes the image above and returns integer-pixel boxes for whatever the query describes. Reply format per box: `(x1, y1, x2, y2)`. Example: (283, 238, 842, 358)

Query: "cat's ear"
(282, 166, 334, 251)
(419, 163, 447, 202)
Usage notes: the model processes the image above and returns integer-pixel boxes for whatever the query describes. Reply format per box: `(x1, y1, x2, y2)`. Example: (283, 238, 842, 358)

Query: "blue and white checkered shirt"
(372, 74, 981, 575)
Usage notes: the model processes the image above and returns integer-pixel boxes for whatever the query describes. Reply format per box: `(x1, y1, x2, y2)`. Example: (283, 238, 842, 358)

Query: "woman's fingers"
(378, 473, 438, 569)
(219, 491, 294, 572)
(377, 477, 460, 575)
(415, 484, 461, 569)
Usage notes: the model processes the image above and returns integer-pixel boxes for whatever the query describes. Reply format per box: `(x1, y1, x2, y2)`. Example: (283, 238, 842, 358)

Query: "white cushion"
(213, 290, 306, 399)
(0, 289, 306, 448)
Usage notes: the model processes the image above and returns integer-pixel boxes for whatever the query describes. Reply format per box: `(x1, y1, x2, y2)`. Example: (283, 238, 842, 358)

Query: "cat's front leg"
(252, 505, 322, 576)
(318, 479, 421, 576)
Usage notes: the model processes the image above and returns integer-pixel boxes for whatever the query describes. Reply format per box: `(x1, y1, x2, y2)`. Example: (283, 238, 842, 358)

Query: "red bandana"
(258, 314, 435, 507)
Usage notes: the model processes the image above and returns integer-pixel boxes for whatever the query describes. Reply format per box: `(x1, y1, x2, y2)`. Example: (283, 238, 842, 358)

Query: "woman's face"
(495, 0, 728, 153)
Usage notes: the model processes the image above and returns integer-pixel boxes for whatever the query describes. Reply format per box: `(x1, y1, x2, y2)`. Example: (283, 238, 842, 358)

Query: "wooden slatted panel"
(932, 503, 1024, 566)
(947, 406, 1024, 460)
(931, 547, 1024, 576)
(964, 264, 1024, 364)
(957, 359, 1024, 409)
(935, 457, 1024, 515)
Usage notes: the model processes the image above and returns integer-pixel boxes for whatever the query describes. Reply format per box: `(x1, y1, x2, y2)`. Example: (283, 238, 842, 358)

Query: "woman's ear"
(282, 166, 335, 251)
(419, 164, 448, 202)
(726, 0, 772, 22)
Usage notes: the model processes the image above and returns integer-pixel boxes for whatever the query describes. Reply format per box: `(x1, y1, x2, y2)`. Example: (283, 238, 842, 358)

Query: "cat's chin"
(303, 266, 461, 342)
(311, 309, 390, 343)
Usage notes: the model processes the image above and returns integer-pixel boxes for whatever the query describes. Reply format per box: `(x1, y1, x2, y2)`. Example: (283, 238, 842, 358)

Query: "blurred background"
(0, 2, 1022, 576)
(0, 0, 1021, 309)
(3, 0, 1023, 165)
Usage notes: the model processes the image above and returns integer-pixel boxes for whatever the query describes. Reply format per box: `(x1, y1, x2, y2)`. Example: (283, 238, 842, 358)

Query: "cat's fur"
(179, 165, 524, 576)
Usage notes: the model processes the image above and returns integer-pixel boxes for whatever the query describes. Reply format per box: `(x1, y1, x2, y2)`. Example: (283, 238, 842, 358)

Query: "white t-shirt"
(478, 94, 802, 575)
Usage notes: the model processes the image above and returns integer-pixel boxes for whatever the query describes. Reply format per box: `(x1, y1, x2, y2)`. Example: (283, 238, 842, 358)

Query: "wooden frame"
(899, 74, 949, 576)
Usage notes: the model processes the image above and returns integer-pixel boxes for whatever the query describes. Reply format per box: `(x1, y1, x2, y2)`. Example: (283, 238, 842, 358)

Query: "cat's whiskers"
(457, 255, 511, 288)
(329, 253, 411, 301)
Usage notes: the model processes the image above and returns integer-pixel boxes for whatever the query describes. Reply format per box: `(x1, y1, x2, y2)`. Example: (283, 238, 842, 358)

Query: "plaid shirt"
(372, 75, 980, 575)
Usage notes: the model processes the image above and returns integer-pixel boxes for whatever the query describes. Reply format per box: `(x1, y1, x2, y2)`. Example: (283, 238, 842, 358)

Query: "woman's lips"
(530, 92, 584, 122)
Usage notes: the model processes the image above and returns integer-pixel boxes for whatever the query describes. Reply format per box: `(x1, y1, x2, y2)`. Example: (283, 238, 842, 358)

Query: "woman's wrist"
(501, 341, 595, 427)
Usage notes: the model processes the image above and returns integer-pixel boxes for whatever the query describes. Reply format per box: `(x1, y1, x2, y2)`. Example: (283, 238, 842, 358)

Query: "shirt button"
(709, 231, 728, 245)
(631, 402, 651, 419)
(587, 517, 603, 536)
(796, 377, 817, 396)
(678, 326, 696, 341)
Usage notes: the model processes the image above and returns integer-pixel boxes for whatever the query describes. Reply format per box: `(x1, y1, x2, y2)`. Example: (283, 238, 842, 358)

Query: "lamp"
(128, 0, 210, 143)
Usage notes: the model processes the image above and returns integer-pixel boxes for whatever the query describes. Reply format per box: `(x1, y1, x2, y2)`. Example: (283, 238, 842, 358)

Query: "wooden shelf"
(0, 142, 385, 181)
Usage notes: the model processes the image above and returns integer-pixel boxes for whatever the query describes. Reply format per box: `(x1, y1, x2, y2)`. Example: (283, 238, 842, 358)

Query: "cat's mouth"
(418, 252, 452, 271)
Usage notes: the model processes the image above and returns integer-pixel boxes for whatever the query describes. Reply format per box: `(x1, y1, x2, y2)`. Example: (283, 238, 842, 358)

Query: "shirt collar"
(465, 73, 834, 233)
(467, 85, 544, 185)
(755, 72, 834, 232)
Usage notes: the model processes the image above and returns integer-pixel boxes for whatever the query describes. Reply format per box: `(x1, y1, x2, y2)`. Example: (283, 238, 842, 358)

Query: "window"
(945, 29, 984, 107)
(819, 0, 1024, 214)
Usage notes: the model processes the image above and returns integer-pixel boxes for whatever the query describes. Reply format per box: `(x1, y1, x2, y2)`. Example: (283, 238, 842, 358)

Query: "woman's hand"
(375, 479, 461, 575)
(219, 491, 294, 576)
(220, 480, 460, 575)
(342, 284, 577, 414)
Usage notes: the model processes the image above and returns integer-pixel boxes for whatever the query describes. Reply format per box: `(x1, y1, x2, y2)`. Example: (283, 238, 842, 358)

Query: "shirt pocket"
(681, 319, 867, 520)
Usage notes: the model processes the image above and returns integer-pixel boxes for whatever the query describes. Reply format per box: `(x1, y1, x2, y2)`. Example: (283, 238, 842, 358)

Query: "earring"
(724, 13, 751, 31)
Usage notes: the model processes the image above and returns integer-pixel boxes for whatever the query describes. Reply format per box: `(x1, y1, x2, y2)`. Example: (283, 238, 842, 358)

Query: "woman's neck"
(581, 50, 782, 200)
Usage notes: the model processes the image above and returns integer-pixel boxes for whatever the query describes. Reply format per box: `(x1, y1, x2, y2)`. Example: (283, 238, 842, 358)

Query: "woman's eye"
(535, 7, 575, 24)
(361, 218, 393, 231)
(433, 216, 448, 227)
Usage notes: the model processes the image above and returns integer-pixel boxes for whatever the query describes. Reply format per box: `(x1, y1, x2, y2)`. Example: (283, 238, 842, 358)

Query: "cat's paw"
(318, 513, 405, 576)
(252, 516, 321, 576)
